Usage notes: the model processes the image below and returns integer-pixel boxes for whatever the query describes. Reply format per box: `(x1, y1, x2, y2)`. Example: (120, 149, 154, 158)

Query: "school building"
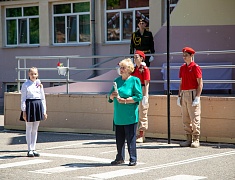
(0, 0, 235, 111)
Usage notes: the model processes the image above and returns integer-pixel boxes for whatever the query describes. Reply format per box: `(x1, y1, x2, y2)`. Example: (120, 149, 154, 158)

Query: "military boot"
(191, 135, 200, 148)
(180, 134, 192, 147)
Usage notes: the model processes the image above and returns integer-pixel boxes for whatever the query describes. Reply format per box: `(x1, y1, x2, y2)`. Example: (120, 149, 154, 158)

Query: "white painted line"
(29, 164, 92, 174)
(79, 169, 146, 180)
(40, 153, 113, 163)
(78, 150, 235, 179)
(40, 152, 145, 165)
(100, 150, 117, 154)
(159, 175, 207, 180)
(0, 159, 51, 169)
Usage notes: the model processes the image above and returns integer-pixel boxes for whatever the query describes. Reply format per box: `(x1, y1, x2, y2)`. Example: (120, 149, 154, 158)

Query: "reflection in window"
(74, 2, 90, 13)
(5, 6, 39, 46)
(122, 12, 133, 40)
(107, 12, 120, 41)
(106, 0, 149, 42)
(6, 20, 17, 45)
(79, 14, 90, 42)
(67, 16, 77, 42)
(6, 7, 21, 17)
(128, 0, 149, 8)
(24, 6, 39, 16)
(54, 16, 65, 43)
(53, 2, 90, 44)
(106, 0, 126, 10)
(29, 18, 39, 44)
(18, 19, 27, 44)
(54, 4, 71, 14)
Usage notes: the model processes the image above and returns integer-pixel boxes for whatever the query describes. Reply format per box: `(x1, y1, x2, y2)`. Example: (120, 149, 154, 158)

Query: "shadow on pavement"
(0, 130, 116, 146)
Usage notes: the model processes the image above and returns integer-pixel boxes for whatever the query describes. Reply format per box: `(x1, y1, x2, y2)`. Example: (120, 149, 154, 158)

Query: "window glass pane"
(6, 7, 22, 17)
(129, 0, 149, 8)
(79, 14, 90, 42)
(106, 0, 126, 10)
(73, 2, 90, 13)
(18, 19, 27, 44)
(67, 16, 77, 42)
(6, 84, 18, 92)
(107, 12, 120, 41)
(54, 16, 65, 43)
(29, 18, 39, 44)
(6, 20, 17, 45)
(171, 0, 178, 4)
(54, 4, 71, 14)
(135, 10, 149, 29)
(24, 6, 39, 16)
(122, 12, 133, 40)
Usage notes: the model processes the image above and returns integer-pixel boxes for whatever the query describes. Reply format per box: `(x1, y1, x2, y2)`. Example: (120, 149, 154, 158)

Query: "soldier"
(130, 18, 155, 67)
(177, 47, 203, 148)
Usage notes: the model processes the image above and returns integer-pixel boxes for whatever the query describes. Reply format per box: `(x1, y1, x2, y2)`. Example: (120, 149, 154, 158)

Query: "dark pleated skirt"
(20, 99, 44, 122)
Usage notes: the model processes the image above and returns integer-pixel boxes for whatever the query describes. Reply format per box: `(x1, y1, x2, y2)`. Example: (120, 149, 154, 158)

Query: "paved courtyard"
(0, 115, 235, 180)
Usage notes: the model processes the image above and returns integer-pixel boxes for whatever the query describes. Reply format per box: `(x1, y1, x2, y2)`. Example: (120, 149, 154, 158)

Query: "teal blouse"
(108, 76, 143, 125)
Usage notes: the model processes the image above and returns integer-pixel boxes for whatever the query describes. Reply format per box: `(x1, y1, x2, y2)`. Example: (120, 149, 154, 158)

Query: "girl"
(20, 67, 47, 157)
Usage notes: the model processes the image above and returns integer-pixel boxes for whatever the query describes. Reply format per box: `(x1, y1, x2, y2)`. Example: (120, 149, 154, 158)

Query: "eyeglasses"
(139, 22, 145, 25)
(120, 66, 126, 70)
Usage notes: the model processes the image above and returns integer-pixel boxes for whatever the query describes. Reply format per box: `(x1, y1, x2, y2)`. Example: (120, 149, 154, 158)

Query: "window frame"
(52, 1, 91, 45)
(104, 0, 149, 43)
(5, 5, 39, 47)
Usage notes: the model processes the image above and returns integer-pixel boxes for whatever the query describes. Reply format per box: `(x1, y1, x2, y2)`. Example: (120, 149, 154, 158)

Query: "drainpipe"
(91, 0, 97, 77)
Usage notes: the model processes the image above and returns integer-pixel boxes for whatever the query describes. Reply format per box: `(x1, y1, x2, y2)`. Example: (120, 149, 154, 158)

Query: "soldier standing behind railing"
(130, 18, 155, 67)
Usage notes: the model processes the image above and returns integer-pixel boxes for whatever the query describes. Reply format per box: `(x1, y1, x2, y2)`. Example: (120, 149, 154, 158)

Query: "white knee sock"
(26, 121, 40, 151)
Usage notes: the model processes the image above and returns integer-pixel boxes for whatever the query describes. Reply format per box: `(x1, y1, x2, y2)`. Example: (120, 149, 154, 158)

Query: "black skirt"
(20, 99, 44, 122)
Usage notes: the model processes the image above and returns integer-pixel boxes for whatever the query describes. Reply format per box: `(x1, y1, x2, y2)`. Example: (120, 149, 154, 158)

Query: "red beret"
(182, 47, 195, 54)
(135, 50, 145, 60)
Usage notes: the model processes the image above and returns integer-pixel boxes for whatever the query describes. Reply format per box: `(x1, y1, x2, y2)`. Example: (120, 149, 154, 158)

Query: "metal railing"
(16, 50, 235, 94)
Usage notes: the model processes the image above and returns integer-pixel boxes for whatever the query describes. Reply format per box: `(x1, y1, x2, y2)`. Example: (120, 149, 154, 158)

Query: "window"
(53, 2, 90, 44)
(170, 0, 179, 13)
(5, 6, 39, 46)
(105, 0, 149, 42)
(5, 83, 19, 92)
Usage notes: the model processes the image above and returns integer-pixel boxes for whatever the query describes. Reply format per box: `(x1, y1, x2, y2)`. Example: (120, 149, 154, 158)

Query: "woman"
(20, 67, 47, 157)
(109, 58, 142, 166)
(132, 50, 150, 143)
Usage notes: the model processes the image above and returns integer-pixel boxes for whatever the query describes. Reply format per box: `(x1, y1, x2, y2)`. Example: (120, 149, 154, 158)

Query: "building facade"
(0, 0, 235, 110)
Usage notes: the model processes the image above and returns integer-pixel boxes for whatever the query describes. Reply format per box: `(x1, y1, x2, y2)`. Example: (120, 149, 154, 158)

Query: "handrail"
(16, 50, 235, 94)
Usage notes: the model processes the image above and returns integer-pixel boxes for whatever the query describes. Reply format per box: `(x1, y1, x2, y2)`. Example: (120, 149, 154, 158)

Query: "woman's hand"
(110, 91, 118, 100)
(117, 97, 126, 104)
(23, 111, 27, 121)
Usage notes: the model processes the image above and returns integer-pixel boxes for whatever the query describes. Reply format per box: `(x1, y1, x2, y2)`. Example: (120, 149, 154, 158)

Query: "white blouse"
(20, 79, 46, 114)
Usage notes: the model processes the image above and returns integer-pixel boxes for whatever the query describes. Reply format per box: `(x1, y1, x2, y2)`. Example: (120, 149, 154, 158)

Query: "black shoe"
(33, 151, 40, 157)
(27, 151, 34, 157)
(111, 160, 125, 165)
(128, 161, 137, 166)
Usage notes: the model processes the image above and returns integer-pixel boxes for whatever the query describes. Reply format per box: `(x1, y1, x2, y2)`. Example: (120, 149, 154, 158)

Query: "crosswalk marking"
(78, 150, 235, 179)
(159, 175, 207, 180)
(40, 152, 145, 164)
(40, 153, 113, 163)
(29, 163, 92, 174)
(79, 169, 145, 179)
(0, 159, 51, 169)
